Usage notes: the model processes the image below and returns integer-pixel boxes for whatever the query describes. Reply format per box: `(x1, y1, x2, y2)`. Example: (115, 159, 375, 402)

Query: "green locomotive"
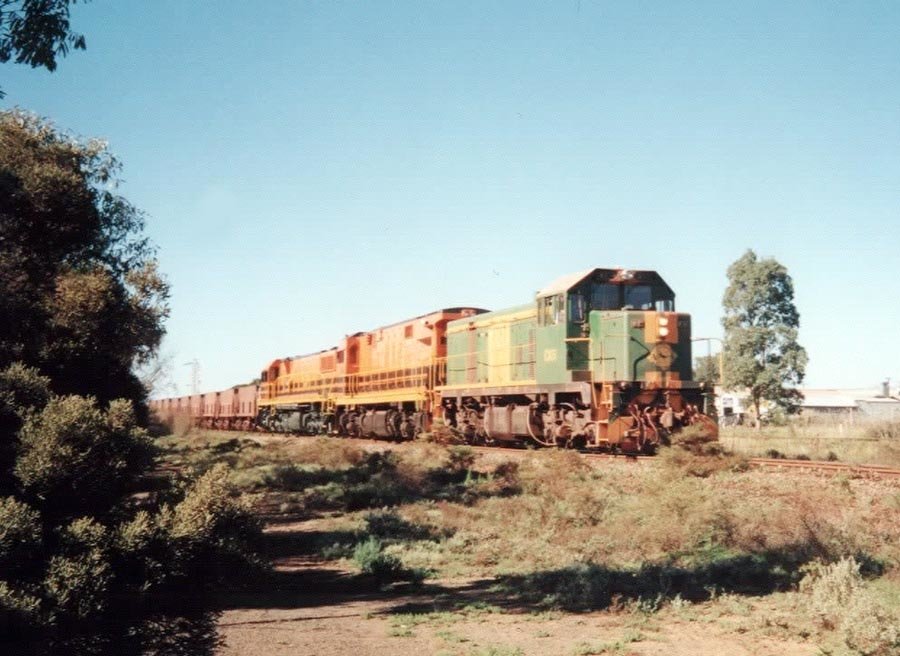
(438, 268, 716, 452)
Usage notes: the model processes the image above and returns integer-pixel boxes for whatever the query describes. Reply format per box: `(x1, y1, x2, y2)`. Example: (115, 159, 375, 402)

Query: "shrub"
(801, 557, 865, 629)
(263, 463, 332, 491)
(800, 557, 900, 654)
(446, 446, 476, 473)
(0, 496, 41, 570)
(15, 396, 155, 521)
(364, 510, 433, 541)
(840, 592, 900, 656)
(162, 464, 264, 584)
(352, 537, 405, 585)
(113, 510, 169, 589)
(660, 444, 748, 478)
(40, 518, 115, 622)
(0, 581, 42, 635)
(0, 364, 51, 494)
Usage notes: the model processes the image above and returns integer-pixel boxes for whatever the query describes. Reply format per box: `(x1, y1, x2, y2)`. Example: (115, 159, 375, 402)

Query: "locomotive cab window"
(553, 295, 564, 323)
(591, 284, 619, 310)
(623, 285, 653, 310)
(655, 298, 675, 312)
(569, 292, 586, 322)
(539, 295, 564, 325)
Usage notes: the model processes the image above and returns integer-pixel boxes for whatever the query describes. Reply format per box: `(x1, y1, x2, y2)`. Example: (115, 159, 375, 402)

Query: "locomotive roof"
(350, 307, 489, 334)
(536, 268, 673, 298)
(277, 308, 489, 362)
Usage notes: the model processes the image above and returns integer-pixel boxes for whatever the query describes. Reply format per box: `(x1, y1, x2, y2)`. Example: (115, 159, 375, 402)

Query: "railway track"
(159, 431, 900, 480)
(747, 457, 900, 478)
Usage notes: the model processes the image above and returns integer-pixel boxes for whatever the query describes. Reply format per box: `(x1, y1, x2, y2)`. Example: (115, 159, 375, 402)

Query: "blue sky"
(4, 1, 899, 393)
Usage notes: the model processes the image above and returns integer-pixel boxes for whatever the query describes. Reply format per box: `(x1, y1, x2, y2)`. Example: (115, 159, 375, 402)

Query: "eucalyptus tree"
(721, 250, 808, 427)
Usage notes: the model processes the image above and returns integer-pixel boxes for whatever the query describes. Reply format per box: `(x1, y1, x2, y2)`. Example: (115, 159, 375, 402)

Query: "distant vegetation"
(722, 250, 808, 426)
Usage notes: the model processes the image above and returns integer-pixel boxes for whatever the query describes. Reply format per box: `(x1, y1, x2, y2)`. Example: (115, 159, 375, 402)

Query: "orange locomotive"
(150, 307, 484, 437)
(258, 308, 483, 438)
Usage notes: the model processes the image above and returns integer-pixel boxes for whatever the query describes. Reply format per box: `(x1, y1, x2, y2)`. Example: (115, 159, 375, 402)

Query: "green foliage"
(0, 0, 86, 98)
(162, 464, 265, 585)
(0, 363, 51, 493)
(364, 509, 434, 541)
(0, 580, 42, 632)
(0, 110, 170, 417)
(352, 535, 427, 588)
(0, 496, 41, 570)
(353, 536, 406, 585)
(15, 396, 154, 521)
(801, 557, 864, 627)
(44, 518, 113, 621)
(0, 114, 260, 647)
(693, 354, 721, 386)
(721, 250, 808, 422)
(800, 557, 900, 654)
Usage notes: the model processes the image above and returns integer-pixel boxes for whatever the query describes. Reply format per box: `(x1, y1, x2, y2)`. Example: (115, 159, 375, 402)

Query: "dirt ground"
(217, 522, 819, 656)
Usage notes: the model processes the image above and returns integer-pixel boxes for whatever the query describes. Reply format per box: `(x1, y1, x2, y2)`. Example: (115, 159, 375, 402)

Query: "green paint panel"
(590, 311, 693, 383)
(445, 305, 535, 388)
(535, 321, 568, 384)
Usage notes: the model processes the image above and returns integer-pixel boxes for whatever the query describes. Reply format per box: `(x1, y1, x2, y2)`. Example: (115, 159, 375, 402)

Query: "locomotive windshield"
(569, 283, 674, 321)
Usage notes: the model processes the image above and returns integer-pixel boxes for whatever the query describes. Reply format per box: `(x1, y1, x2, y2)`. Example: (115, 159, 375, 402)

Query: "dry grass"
(719, 421, 900, 466)
(158, 429, 900, 654)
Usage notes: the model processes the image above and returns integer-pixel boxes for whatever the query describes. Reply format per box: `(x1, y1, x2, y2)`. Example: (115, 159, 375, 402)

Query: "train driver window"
(552, 294, 564, 324)
(591, 284, 619, 310)
(623, 285, 653, 310)
(569, 292, 586, 322)
(539, 297, 553, 325)
(655, 297, 675, 312)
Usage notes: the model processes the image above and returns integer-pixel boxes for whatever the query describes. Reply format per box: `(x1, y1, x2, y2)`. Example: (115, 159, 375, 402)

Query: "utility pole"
(183, 359, 201, 395)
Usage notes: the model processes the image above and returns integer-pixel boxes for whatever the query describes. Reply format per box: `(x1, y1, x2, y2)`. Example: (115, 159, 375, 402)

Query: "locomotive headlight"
(659, 327, 669, 337)
(659, 317, 669, 326)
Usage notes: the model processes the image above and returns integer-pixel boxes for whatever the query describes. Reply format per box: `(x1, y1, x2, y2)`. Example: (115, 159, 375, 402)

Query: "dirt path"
(217, 525, 819, 656)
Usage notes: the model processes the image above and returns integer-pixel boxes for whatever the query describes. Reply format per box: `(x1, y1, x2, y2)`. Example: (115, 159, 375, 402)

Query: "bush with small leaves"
(840, 592, 900, 656)
(0, 364, 51, 494)
(352, 537, 405, 586)
(0, 496, 41, 572)
(15, 396, 154, 521)
(800, 557, 864, 629)
(43, 518, 113, 621)
(162, 464, 264, 585)
(112, 510, 169, 590)
(0, 581, 42, 637)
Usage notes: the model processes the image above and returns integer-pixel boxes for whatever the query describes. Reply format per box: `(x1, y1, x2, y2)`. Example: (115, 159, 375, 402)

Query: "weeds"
(865, 420, 900, 440)
(351, 536, 428, 588)
(470, 646, 524, 656)
(800, 557, 900, 654)
(660, 427, 748, 478)
(571, 630, 643, 655)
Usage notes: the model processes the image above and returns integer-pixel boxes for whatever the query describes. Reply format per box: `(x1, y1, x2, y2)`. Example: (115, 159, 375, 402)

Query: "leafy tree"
(721, 250, 808, 427)
(0, 0, 86, 98)
(0, 109, 168, 419)
(693, 354, 721, 386)
(0, 115, 262, 649)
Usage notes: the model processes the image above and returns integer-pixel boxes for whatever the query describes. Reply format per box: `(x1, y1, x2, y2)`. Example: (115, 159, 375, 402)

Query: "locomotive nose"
(645, 311, 679, 344)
